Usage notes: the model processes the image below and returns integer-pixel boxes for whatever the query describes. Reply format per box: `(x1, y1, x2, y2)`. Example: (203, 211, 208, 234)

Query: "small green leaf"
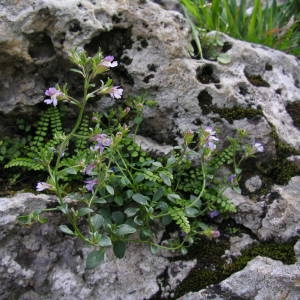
(116, 224, 137, 236)
(133, 215, 143, 226)
(112, 211, 125, 224)
(167, 193, 181, 202)
(91, 214, 105, 230)
(94, 198, 107, 204)
(78, 207, 94, 216)
(124, 207, 139, 217)
(86, 249, 105, 269)
(99, 236, 112, 247)
(59, 225, 74, 235)
(153, 188, 164, 202)
(162, 215, 172, 225)
(159, 172, 172, 186)
(150, 244, 159, 254)
(18, 215, 32, 224)
(134, 116, 143, 125)
(134, 173, 145, 183)
(180, 247, 188, 256)
(113, 241, 126, 258)
(132, 193, 149, 205)
(184, 207, 199, 217)
(217, 53, 231, 64)
(114, 195, 124, 206)
(106, 185, 114, 195)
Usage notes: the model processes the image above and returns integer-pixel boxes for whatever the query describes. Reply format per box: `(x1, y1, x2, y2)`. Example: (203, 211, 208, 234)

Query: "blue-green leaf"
(124, 207, 139, 217)
(78, 207, 94, 216)
(132, 193, 149, 205)
(99, 235, 112, 247)
(105, 185, 114, 195)
(184, 207, 199, 217)
(159, 171, 172, 186)
(91, 214, 105, 230)
(116, 224, 137, 236)
(59, 225, 74, 235)
(113, 241, 126, 258)
(86, 249, 105, 269)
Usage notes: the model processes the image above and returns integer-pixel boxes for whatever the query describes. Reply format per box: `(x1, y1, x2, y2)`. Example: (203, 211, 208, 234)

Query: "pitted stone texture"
(0, 192, 195, 300)
(258, 176, 300, 241)
(1, 0, 299, 154)
(180, 256, 300, 300)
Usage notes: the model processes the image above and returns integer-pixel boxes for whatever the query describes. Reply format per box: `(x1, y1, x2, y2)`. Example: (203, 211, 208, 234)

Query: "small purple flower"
(108, 86, 123, 99)
(253, 142, 264, 153)
(36, 182, 52, 192)
(84, 163, 96, 175)
(204, 126, 219, 150)
(212, 230, 220, 238)
(91, 133, 112, 153)
(228, 174, 237, 184)
(208, 210, 220, 218)
(44, 87, 63, 106)
(100, 56, 118, 68)
(84, 178, 98, 192)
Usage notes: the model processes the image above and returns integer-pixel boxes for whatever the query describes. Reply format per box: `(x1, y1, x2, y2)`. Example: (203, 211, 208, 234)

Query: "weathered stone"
(181, 256, 300, 300)
(258, 176, 300, 241)
(222, 233, 257, 262)
(244, 175, 263, 193)
(223, 188, 265, 232)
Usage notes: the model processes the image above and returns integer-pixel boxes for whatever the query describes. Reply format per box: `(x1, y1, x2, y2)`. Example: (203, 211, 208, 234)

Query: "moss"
(211, 106, 263, 124)
(168, 238, 296, 299)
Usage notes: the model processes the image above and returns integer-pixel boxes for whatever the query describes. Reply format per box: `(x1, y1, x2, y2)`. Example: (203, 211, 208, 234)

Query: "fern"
(202, 189, 236, 213)
(169, 207, 191, 233)
(5, 157, 45, 171)
(75, 115, 90, 151)
(209, 144, 235, 169)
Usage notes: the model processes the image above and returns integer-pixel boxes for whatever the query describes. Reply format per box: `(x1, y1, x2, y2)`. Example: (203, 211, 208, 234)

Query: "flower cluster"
(44, 87, 63, 106)
(203, 126, 219, 150)
(90, 133, 112, 153)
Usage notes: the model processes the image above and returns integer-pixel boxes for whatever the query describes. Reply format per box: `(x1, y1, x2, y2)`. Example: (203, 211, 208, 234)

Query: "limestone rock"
(181, 256, 300, 300)
(258, 176, 300, 241)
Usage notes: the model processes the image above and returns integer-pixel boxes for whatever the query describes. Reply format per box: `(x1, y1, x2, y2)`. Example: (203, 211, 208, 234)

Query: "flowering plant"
(6, 49, 263, 269)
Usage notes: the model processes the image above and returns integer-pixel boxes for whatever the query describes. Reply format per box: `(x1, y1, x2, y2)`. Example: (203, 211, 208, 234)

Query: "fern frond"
(5, 157, 45, 171)
(75, 115, 89, 151)
(209, 144, 235, 169)
(202, 190, 236, 213)
(169, 207, 190, 233)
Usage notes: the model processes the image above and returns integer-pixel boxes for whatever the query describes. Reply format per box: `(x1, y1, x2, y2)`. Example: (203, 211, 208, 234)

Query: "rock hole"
(84, 28, 133, 58)
(265, 63, 273, 71)
(275, 88, 282, 95)
(143, 74, 155, 83)
(122, 56, 132, 65)
(295, 79, 300, 88)
(244, 69, 270, 87)
(286, 101, 300, 129)
(196, 64, 220, 84)
(198, 90, 212, 115)
(239, 83, 249, 95)
(28, 33, 55, 60)
(221, 42, 232, 53)
(69, 20, 82, 33)
(147, 64, 157, 72)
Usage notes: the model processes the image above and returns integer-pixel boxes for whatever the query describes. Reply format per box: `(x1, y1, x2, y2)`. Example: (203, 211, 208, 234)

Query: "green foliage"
(7, 49, 262, 269)
(181, 0, 300, 55)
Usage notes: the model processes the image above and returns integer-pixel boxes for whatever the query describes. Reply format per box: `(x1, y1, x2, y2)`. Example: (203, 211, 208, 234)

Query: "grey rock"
(294, 240, 300, 263)
(223, 233, 257, 262)
(181, 256, 300, 300)
(287, 155, 300, 172)
(258, 176, 300, 241)
(223, 188, 265, 232)
(245, 175, 263, 193)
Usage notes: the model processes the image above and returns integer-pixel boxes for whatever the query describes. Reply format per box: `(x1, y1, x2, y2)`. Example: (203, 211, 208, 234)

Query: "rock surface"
(180, 255, 300, 300)
(1, 0, 299, 153)
(0, 193, 195, 300)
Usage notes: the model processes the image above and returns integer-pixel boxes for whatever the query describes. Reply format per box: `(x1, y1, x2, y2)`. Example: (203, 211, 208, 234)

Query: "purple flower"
(212, 230, 220, 238)
(84, 163, 96, 175)
(36, 182, 52, 192)
(204, 126, 219, 150)
(228, 174, 237, 184)
(100, 56, 118, 68)
(84, 178, 98, 192)
(253, 142, 264, 153)
(208, 210, 220, 218)
(108, 86, 123, 99)
(44, 87, 63, 106)
(91, 133, 112, 153)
